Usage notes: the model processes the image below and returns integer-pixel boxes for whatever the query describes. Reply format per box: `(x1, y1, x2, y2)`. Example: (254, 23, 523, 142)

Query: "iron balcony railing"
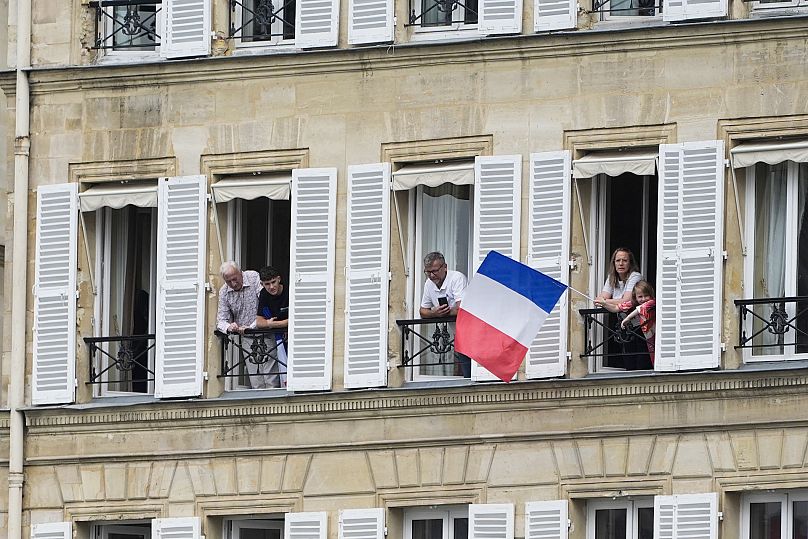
(406, 0, 478, 27)
(89, 0, 161, 50)
(591, 0, 661, 15)
(396, 316, 463, 370)
(216, 328, 288, 387)
(85, 334, 155, 392)
(735, 296, 808, 355)
(229, 0, 296, 41)
(579, 307, 653, 367)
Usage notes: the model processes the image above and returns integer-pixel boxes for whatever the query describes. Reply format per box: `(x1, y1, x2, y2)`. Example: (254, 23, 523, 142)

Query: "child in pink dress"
(620, 281, 656, 365)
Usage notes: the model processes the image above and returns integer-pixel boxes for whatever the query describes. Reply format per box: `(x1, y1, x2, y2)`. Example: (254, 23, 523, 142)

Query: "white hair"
(220, 261, 241, 277)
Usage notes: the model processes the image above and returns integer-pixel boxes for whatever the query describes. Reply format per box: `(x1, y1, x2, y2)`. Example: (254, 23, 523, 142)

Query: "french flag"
(455, 251, 568, 382)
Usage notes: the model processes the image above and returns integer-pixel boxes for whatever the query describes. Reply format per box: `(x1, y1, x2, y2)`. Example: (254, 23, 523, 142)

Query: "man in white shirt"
(419, 251, 470, 377)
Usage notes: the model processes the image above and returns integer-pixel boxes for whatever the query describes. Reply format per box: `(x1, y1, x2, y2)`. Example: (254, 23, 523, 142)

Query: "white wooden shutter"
(479, 0, 523, 34)
(161, 0, 212, 59)
(344, 164, 390, 389)
(655, 141, 724, 372)
(33, 183, 78, 405)
(288, 168, 337, 391)
(153, 517, 201, 539)
(32, 522, 71, 539)
(525, 152, 570, 379)
(287, 512, 328, 539)
(525, 501, 568, 539)
(340, 509, 385, 539)
(471, 155, 521, 382)
(348, 0, 393, 44)
(654, 493, 718, 539)
(663, 0, 725, 21)
(296, 0, 340, 48)
(155, 175, 207, 398)
(470, 504, 515, 539)
(534, 0, 576, 31)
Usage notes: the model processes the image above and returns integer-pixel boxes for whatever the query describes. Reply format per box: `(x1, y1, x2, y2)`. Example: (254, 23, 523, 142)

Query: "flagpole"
(566, 285, 596, 303)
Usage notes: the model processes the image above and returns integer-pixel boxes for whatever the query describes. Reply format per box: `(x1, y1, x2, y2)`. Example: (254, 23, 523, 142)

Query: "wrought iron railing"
(216, 328, 288, 389)
(579, 308, 653, 369)
(396, 316, 470, 376)
(89, 0, 161, 50)
(591, 0, 661, 16)
(735, 296, 808, 355)
(85, 334, 155, 392)
(407, 0, 478, 27)
(229, 0, 296, 41)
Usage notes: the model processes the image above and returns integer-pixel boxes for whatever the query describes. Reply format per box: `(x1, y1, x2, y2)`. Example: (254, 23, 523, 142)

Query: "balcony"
(591, 0, 662, 17)
(396, 316, 469, 377)
(89, 0, 161, 51)
(736, 296, 808, 360)
(579, 308, 654, 371)
(85, 334, 155, 393)
(217, 328, 288, 389)
(406, 0, 478, 28)
(229, 0, 296, 42)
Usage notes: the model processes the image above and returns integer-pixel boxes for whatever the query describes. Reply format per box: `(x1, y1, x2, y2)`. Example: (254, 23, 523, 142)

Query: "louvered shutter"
(470, 504, 515, 539)
(161, 0, 211, 59)
(534, 0, 576, 31)
(32, 522, 71, 539)
(340, 509, 385, 539)
(654, 493, 718, 539)
(288, 168, 337, 391)
(348, 0, 393, 44)
(479, 0, 523, 34)
(525, 152, 570, 379)
(153, 517, 201, 539)
(525, 501, 568, 539)
(471, 155, 521, 382)
(663, 0, 725, 21)
(287, 512, 328, 539)
(655, 141, 724, 372)
(344, 164, 390, 389)
(155, 175, 207, 398)
(296, 0, 340, 48)
(33, 183, 78, 405)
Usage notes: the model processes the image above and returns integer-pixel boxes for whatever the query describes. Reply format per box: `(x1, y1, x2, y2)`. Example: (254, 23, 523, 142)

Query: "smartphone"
(437, 296, 449, 307)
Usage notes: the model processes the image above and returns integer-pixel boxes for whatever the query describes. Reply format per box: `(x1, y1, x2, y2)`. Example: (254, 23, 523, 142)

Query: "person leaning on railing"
(251, 265, 289, 389)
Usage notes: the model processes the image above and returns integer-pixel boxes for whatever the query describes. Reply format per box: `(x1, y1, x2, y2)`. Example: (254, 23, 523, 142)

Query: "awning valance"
(392, 162, 475, 191)
(79, 183, 158, 212)
(730, 140, 808, 168)
(211, 175, 292, 203)
(572, 149, 658, 179)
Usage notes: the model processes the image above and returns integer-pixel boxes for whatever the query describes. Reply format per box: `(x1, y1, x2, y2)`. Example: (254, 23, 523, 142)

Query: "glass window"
(233, 0, 296, 45)
(741, 492, 808, 539)
(587, 498, 653, 539)
(417, 0, 478, 26)
(95, 522, 151, 539)
(228, 518, 285, 539)
(98, 2, 161, 54)
(405, 507, 468, 539)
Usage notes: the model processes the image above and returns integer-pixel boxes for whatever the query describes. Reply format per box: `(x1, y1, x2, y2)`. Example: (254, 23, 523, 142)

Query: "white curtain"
(798, 164, 808, 354)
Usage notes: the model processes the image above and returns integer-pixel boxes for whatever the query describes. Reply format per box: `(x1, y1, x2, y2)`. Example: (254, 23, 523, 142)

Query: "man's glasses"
(424, 265, 446, 275)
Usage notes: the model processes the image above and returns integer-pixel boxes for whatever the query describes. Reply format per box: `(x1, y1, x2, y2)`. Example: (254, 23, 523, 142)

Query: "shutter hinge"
(74, 378, 78, 388)
(567, 519, 572, 530)
(720, 342, 727, 352)
(204, 282, 212, 291)
(566, 351, 572, 360)
(203, 371, 209, 381)
(718, 512, 724, 521)
(206, 193, 212, 201)
(568, 258, 577, 270)
(388, 271, 392, 281)
(75, 289, 80, 299)
(384, 527, 388, 537)
(724, 159, 730, 168)
(722, 250, 728, 260)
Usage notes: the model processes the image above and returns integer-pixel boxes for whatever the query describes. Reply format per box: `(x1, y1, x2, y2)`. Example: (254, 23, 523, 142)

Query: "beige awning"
(211, 175, 292, 203)
(572, 149, 658, 179)
(730, 140, 808, 168)
(392, 162, 475, 191)
(79, 183, 158, 212)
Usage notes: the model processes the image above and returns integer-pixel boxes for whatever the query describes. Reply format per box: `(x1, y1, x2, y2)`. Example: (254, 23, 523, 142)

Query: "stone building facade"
(1, 2, 808, 539)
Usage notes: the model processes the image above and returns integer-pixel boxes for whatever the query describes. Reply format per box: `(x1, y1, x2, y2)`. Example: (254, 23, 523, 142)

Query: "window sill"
(747, 6, 808, 18)
(94, 53, 163, 66)
(230, 42, 299, 56)
(408, 26, 483, 43)
(592, 16, 666, 30)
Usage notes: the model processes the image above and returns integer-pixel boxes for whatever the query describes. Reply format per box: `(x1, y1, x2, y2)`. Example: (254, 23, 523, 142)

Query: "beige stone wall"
(1, 0, 8, 69)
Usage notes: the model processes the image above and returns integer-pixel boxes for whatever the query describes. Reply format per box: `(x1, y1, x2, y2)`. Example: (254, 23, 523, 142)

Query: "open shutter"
(470, 504, 514, 539)
(344, 164, 391, 389)
(153, 518, 201, 539)
(33, 183, 78, 405)
(32, 522, 71, 539)
(471, 155, 521, 382)
(288, 168, 337, 391)
(155, 175, 207, 398)
(479, 0, 523, 34)
(161, 0, 212, 59)
(654, 493, 718, 539)
(655, 141, 724, 372)
(663, 0, 725, 21)
(340, 509, 385, 539)
(348, 0, 393, 44)
(296, 0, 340, 48)
(525, 501, 568, 539)
(287, 512, 328, 539)
(525, 152, 570, 379)
(534, 0, 576, 31)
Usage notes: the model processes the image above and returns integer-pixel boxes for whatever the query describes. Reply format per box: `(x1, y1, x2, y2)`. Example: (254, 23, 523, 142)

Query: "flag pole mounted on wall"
(455, 251, 573, 382)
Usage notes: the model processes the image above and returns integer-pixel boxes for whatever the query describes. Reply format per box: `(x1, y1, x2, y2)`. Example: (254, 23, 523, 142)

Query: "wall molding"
(201, 148, 310, 177)
(68, 157, 177, 184)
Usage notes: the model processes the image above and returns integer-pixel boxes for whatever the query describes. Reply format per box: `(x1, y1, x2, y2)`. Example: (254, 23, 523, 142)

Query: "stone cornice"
(0, 16, 806, 97)
(0, 410, 9, 430)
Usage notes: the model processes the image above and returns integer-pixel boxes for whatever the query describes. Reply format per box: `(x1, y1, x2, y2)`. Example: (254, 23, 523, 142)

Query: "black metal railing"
(591, 0, 661, 16)
(579, 308, 653, 369)
(407, 0, 478, 27)
(217, 328, 288, 389)
(229, 0, 296, 41)
(85, 334, 155, 392)
(89, 0, 161, 50)
(735, 296, 808, 355)
(396, 316, 469, 376)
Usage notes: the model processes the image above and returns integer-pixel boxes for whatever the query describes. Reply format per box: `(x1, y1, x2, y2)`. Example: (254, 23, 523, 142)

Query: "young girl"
(620, 281, 656, 365)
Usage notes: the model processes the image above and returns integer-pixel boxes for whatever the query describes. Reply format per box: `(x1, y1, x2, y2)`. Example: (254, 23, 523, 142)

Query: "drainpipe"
(8, 0, 32, 536)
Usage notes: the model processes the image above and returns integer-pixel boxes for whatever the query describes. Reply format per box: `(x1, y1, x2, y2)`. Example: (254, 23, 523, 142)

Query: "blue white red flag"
(455, 251, 568, 382)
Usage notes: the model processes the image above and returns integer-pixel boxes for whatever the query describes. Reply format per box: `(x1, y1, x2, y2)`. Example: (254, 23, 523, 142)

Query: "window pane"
(595, 509, 627, 539)
(453, 518, 469, 539)
(112, 5, 157, 50)
(793, 501, 808, 539)
(749, 502, 781, 539)
(412, 519, 444, 539)
(797, 163, 808, 354)
(240, 529, 282, 539)
(637, 507, 653, 539)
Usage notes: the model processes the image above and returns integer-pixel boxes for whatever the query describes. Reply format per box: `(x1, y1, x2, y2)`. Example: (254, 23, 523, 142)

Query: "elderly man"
(216, 261, 261, 334)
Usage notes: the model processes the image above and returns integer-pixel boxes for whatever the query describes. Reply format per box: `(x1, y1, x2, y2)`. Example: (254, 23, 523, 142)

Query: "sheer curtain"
(797, 164, 808, 353)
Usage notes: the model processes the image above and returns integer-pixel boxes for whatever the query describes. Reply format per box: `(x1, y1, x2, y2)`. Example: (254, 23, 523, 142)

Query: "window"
(586, 499, 653, 539)
(226, 517, 285, 539)
(407, 0, 479, 33)
(742, 491, 808, 539)
(405, 507, 469, 539)
(96, 1, 162, 58)
(94, 522, 151, 539)
(743, 160, 808, 361)
(597, 0, 661, 20)
(231, 0, 296, 46)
